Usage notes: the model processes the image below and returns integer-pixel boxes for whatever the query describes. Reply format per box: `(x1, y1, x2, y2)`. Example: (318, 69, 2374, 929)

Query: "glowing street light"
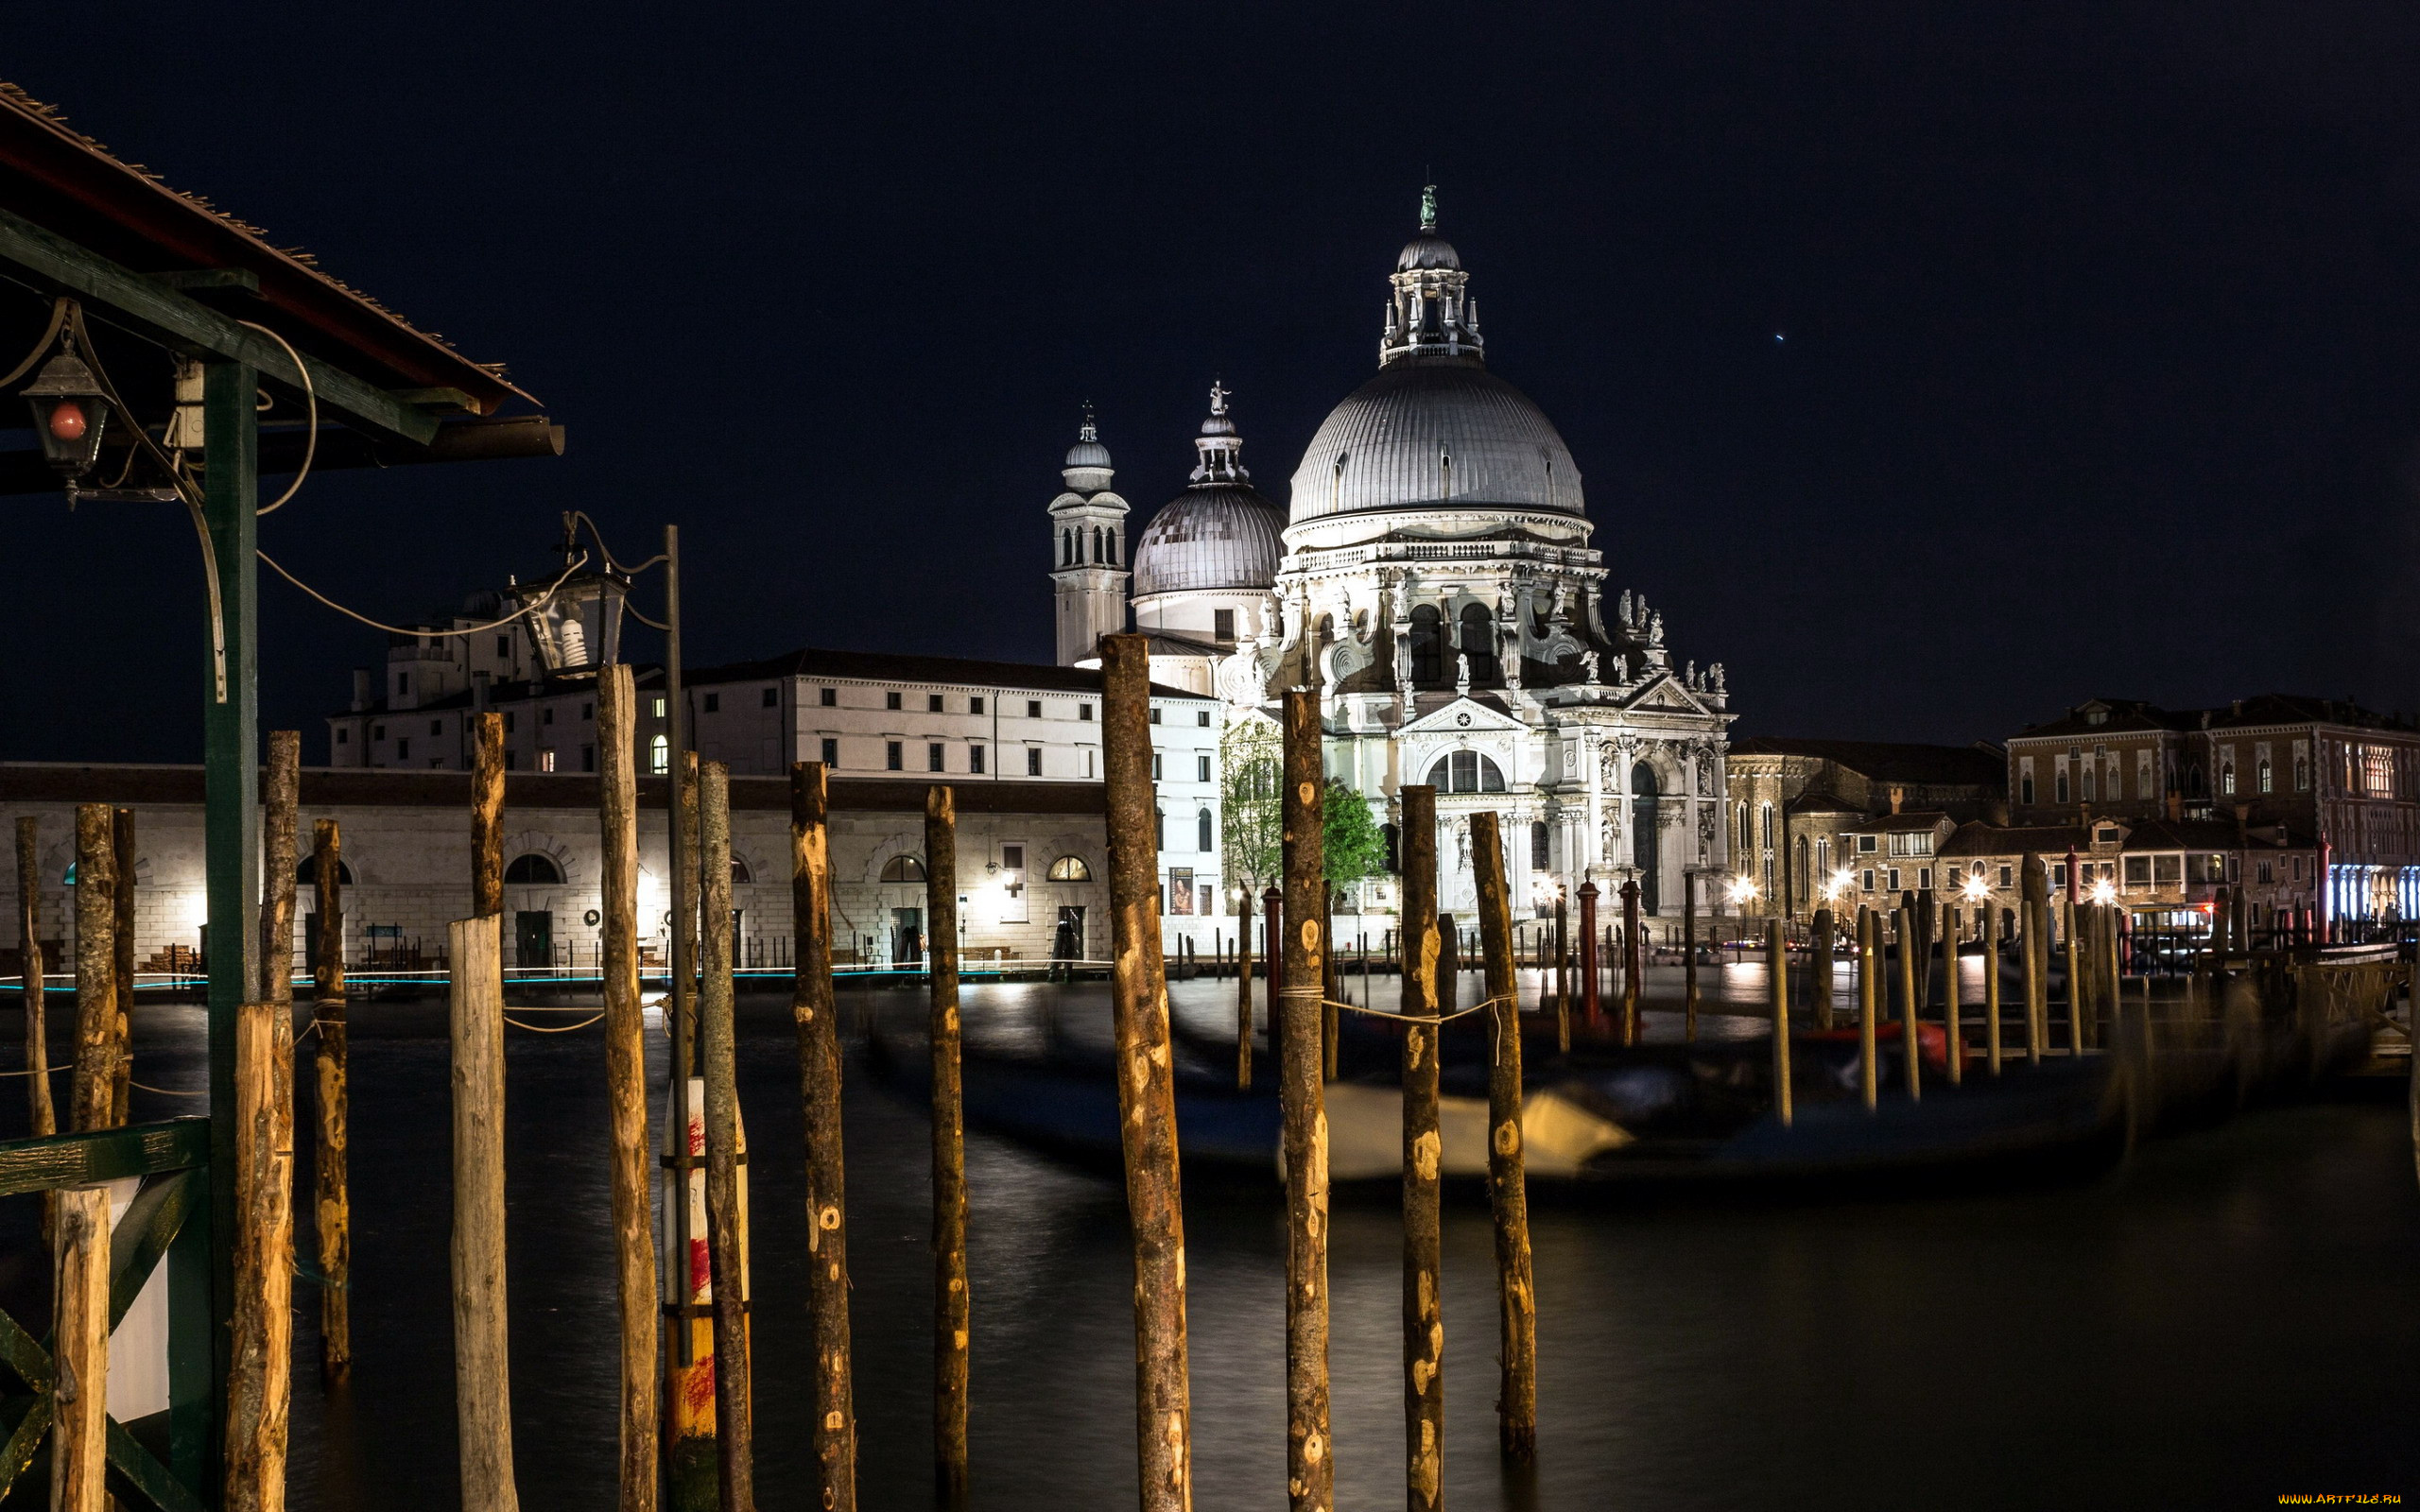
(1824, 868, 1855, 902)
(2089, 877, 2118, 905)
(1962, 872, 1992, 903)
(1726, 875, 1760, 906)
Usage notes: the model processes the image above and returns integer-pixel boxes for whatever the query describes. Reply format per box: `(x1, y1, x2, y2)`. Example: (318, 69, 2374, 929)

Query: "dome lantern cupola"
(1062, 402, 1115, 492)
(1381, 184, 1483, 368)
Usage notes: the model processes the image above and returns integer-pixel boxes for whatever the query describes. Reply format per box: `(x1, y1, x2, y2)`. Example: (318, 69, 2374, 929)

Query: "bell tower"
(1049, 407, 1132, 664)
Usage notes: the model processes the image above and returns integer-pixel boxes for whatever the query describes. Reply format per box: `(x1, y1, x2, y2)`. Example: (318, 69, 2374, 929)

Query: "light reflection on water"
(6, 971, 2409, 1510)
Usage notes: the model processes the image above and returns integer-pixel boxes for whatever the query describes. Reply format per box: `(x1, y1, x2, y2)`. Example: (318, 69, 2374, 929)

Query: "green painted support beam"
(0, 1119, 210, 1198)
(201, 354, 255, 1499)
(0, 205, 440, 445)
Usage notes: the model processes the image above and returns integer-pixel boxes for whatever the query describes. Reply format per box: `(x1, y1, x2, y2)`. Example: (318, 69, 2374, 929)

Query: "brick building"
(1723, 738, 2005, 919)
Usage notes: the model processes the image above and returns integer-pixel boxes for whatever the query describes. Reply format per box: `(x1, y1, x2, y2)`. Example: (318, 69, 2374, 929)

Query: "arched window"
(2187, 763, 2205, 798)
(1197, 808, 1215, 852)
(296, 855, 355, 885)
(1458, 604, 1497, 683)
(503, 853, 563, 885)
(1108, 530, 1119, 566)
(649, 734, 669, 775)
(1046, 854, 1092, 882)
(1331, 452, 1347, 512)
(2221, 763, 2236, 797)
(1530, 821, 1549, 869)
(1424, 750, 1506, 794)
(730, 858, 752, 885)
(879, 854, 925, 884)
(2257, 757, 2273, 794)
(1409, 605, 1444, 685)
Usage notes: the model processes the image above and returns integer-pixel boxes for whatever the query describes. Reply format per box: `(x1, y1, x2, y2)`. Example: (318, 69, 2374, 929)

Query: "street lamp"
(1824, 868, 1854, 902)
(2089, 877, 2117, 906)
(1726, 875, 1759, 905)
(503, 517, 632, 676)
(21, 335, 110, 482)
(1962, 872, 1991, 904)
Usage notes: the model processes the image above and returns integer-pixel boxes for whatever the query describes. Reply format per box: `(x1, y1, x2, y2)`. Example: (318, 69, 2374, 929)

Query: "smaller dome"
(1063, 438, 1111, 469)
(1396, 232, 1461, 271)
(1132, 486, 1284, 597)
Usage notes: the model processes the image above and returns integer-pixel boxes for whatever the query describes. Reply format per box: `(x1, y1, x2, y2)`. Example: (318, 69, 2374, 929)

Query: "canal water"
(5, 966, 2415, 1509)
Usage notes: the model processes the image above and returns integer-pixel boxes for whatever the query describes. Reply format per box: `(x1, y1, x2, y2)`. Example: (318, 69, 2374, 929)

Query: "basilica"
(1049, 192, 1737, 919)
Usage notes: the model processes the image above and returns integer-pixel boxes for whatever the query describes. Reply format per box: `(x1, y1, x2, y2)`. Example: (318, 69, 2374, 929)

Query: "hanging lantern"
(21, 336, 111, 479)
(504, 534, 631, 677)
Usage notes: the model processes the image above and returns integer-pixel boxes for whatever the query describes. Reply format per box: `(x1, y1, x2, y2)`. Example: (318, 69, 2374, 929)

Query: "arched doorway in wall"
(1631, 763, 1660, 913)
(1409, 605, 1444, 685)
(1459, 604, 1498, 684)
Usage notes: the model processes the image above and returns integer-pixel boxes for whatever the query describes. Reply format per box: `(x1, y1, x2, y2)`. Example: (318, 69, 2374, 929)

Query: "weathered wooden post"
(1895, 904, 1922, 1102)
(447, 913, 518, 1512)
(791, 763, 856, 1512)
(1263, 884, 1285, 1070)
(1236, 885, 1255, 1090)
(1858, 907, 1879, 1110)
(1940, 902, 1962, 1088)
(110, 807, 134, 1125)
(262, 732, 300, 1014)
(1322, 887, 1341, 1083)
(2063, 898, 2085, 1055)
(51, 1183, 110, 1512)
(1438, 916, 1460, 1017)
(1682, 871, 1700, 1042)
(2022, 857, 2048, 1065)
(16, 818, 53, 1143)
(1102, 635, 1194, 1512)
(1810, 904, 1835, 1030)
(311, 817, 353, 1385)
(699, 764, 756, 1512)
(1981, 901, 2003, 1076)
(1619, 877, 1642, 1046)
(1577, 881, 1601, 1031)
(1279, 688, 1331, 1511)
(472, 712, 506, 918)
(666, 749, 709, 1485)
(70, 804, 116, 1133)
(922, 783, 969, 1506)
(1470, 810, 1538, 1463)
(227, 991, 294, 1512)
(596, 667, 657, 1510)
(1768, 919, 1793, 1126)
(1398, 785, 1444, 1512)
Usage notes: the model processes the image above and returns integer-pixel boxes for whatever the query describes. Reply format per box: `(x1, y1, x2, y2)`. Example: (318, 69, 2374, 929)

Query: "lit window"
(652, 697, 666, 718)
(2257, 758, 2273, 794)
(650, 735, 669, 774)
(879, 854, 925, 883)
(539, 749, 556, 773)
(1047, 854, 1090, 881)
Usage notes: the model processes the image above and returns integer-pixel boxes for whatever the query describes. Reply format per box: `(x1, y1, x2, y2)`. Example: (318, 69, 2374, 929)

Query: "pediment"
(1620, 673, 1712, 716)
(1398, 696, 1528, 735)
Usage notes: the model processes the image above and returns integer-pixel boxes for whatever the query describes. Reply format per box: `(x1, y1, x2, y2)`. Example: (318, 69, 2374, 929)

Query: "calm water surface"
(11, 965, 2415, 1511)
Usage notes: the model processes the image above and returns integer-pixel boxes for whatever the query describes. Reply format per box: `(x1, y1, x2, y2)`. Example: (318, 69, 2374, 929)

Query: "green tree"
(1219, 718, 1283, 890)
(1322, 782, 1389, 890)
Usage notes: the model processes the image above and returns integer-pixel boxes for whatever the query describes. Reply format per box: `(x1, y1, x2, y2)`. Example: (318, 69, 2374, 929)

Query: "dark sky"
(8, 1, 2420, 762)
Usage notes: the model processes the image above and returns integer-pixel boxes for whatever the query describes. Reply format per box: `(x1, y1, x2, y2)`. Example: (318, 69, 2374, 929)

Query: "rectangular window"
(1857, 834, 1877, 853)
(970, 696, 985, 714)
(1028, 699, 1043, 718)
(372, 723, 384, 740)
(397, 737, 410, 759)
(1946, 866, 1964, 888)
(970, 746, 986, 774)
(1997, 865, 2014, 888)
(496, 634, 510, 658)
(2051, 863, 2067, 888)
(1080, 704, 1094, 722)
(886, 691, 902, 711)
(1197, 755, 1212, 782)
(929, 743, 946, 771)
(504, 713, 517, 733)
(581, 745, 596, 772)
(397, 673, 408, 695)
(821, 737, 839, 765)
(1152, 754, 1165, 781)
(2256, 860, 2274, 885)
(929, 694, 945, 713)
(1026, 747, 1043, 777)
(429, 719, 442, 736)
(1886, 868, 1902, 891)
(542, 706, 555, 726)
(1214, 608, 1236, 642)
(1861, 868, 1876, 891)
(1888, 831, 1935, 857)
(2021, 774, 2036, 804)
(702, 693, 718, 713)
(1917, 866, 1932, 891)
(1198, 711, 1211, 727)
(2055, 769, 2070, 803)
(580, 701, 593, 720)
(504, 749, 516, 771)
(540, 749, 557, 773)
(2122, 856, 2151, 885)
(652, 697, 666, 717)
(820, 687, 838, 707)
(1003, 845, 1025, 870)
(1150, 707, 1163, 725)
(763, 687, 779, 708)
(886, 741, 904, 770)
(337, 729, 349, 745)
(2153, 854, 2181, 883)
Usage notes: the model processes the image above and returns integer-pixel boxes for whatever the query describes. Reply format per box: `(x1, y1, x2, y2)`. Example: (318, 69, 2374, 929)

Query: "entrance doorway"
(514, 909, 552, 970)
(1631, 763, 1661, 914)
(1054, 905, 1086, 963)
(891, 908, 924, 966)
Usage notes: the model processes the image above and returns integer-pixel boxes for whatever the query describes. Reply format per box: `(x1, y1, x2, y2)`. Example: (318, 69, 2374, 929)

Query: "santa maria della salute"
(1050, 190, 1737, 921)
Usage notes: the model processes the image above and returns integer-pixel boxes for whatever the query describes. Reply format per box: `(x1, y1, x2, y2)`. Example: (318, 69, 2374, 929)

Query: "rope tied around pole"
(503, 1011, 606, 1033)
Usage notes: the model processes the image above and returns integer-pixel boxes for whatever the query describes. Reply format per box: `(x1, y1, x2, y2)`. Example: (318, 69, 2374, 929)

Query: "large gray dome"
(1286, 355, 1584, 524)
(1132, 484, 1284, 596)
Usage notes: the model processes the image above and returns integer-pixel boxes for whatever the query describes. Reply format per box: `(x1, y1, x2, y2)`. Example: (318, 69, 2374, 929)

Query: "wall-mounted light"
(21, 335, 110, 484)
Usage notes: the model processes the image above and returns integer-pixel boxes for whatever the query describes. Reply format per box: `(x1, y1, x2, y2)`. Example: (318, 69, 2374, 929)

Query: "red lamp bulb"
(47, 401, 86, 441)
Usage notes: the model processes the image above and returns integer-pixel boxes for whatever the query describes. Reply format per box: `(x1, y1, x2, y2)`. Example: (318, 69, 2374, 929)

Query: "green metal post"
(201, 356, 258, 1486)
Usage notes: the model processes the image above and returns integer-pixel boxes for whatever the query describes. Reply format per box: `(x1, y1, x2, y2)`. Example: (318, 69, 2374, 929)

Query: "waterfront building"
(1721, 738, 2006, 919)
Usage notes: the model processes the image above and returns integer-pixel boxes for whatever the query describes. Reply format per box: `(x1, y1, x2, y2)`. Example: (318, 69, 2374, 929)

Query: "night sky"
(7, 2, 2420, 763)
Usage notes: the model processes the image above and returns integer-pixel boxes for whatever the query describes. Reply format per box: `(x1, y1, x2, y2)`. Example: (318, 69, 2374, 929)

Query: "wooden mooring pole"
(1769, 919, 1793, 1126)
(230, 735, 299, 1512)
(596, 666, 658, 1510)
(2022, 858, 2048, 1065)
(1810, 904, 1835, 1031)
(924, 783, 969, 1506)
(1941, 902, 1962, 1087)
(447, 913, 518, 1512)
(1236, 885, 1255, 1090)
(110, 807, 133, 1125)
(699, 763, 755, 1512)
(1619, 877, 1642, 1046)
(1471, 810, 1537, 1463)
(311, 818, 353, 1384)
(1279, 687, 1331, 1511)
(791, 763, 856, 1512)
(1102, 635, 1193, 1512)
(70, 804, 116, 1133)
(1858, 907, 1878, 1111)
(51, 1183, 109, 1512)
(1982, 901, 2003, 1076)
(1398, 785, 1445, 1512)
(14, 818, 51, 1144)
(1552, 888, 1569, 1052)
(1895, 904, 1922, 1101)
(1682, 872, 1700, 1042)
(1577, 881, 1601, 1031)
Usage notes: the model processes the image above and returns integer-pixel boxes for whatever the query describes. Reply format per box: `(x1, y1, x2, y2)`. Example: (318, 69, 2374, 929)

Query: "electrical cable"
(259, 546, 588, 639)
(240, 319, 317, 515)
(0, 296, 71, 388)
